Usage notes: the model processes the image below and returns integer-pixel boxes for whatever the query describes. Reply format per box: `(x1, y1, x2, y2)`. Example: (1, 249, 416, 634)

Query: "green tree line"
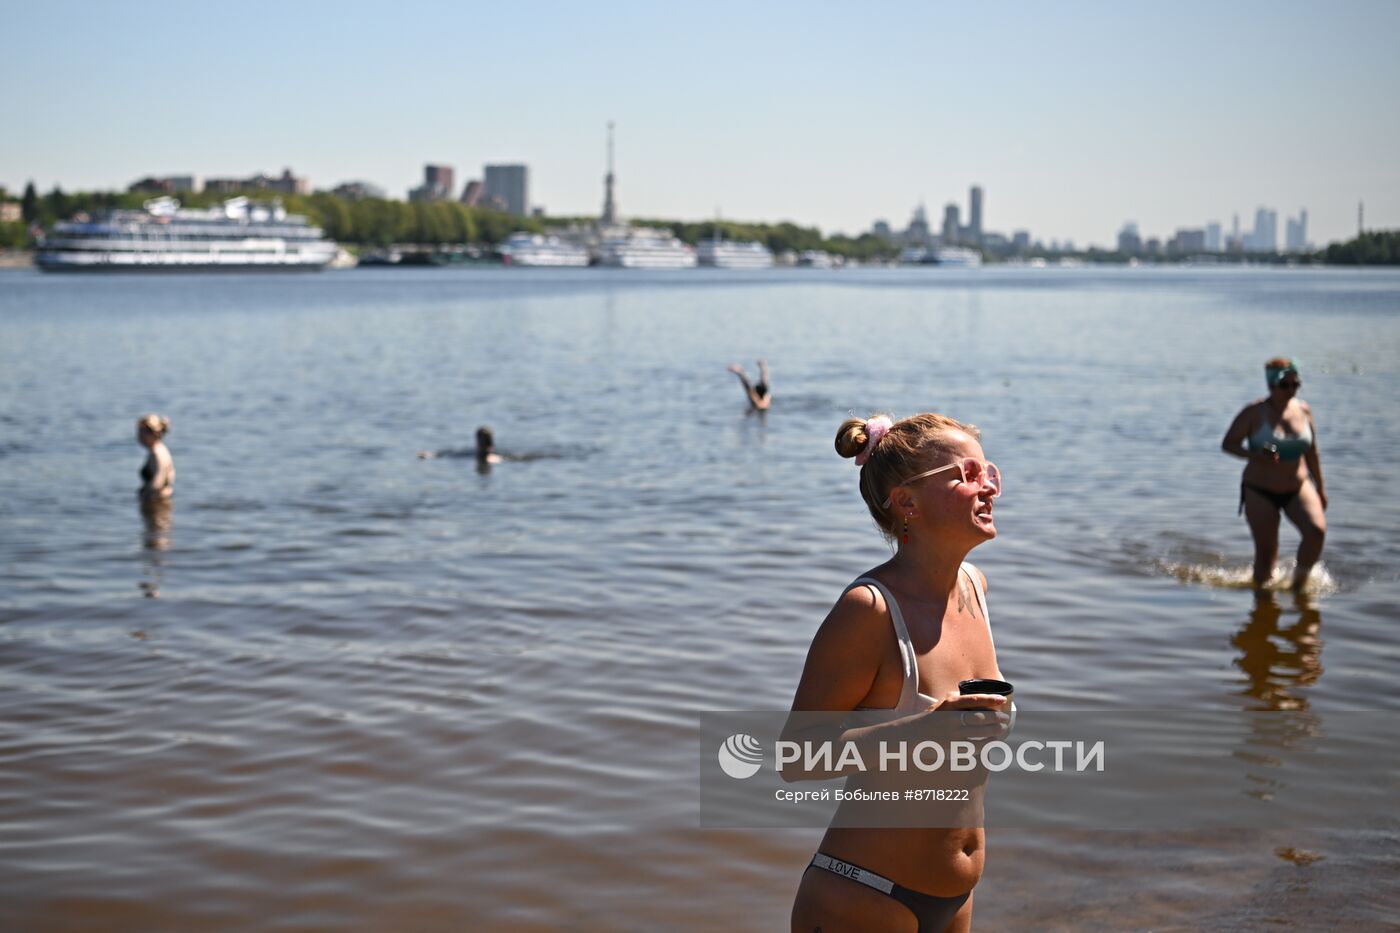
(636, 218, 896, 260)
(1321, 230, 1400, 265)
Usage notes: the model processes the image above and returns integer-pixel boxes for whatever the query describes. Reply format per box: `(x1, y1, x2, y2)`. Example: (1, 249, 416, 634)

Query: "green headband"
(1266, 361, 1300, 387)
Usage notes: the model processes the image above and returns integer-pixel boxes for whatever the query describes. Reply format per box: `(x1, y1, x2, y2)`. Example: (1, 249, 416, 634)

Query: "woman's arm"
(727, 364, 761, 407)
(1303, 405, 1326, 509)
(787, 585, 885, 714)
(1221, 404, 1257, 459)
(148, 448, 174, 498)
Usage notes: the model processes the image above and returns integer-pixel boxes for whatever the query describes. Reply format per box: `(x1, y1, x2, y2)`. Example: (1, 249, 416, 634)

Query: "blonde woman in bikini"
(136, 413, 175, 500)
(786, 413, 1011, 933)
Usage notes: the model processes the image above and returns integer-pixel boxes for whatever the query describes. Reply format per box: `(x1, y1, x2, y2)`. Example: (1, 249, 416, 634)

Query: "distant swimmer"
(418, 425, 505, 465)
(727, 359, 772, 411)
(136, 413, 175, 500)
(473, 425, 504, 465)
(1221, 358, 1326, 591)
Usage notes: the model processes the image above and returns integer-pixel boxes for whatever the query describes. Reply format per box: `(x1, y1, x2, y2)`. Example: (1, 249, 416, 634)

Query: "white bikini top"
(850, 562, 995, 715)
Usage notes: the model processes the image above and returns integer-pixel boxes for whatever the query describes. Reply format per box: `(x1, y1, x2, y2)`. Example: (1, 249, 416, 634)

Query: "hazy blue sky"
(3, 0, 1396, 247)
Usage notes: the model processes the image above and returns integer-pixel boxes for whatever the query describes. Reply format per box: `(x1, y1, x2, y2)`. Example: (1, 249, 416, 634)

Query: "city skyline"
(2, 1, 1397, 248)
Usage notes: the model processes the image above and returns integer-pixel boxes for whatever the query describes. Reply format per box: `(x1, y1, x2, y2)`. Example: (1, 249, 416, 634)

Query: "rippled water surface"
(2, 266, 1398, 930)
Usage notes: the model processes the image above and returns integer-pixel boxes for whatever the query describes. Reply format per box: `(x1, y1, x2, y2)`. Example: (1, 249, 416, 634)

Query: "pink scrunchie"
(855, 416, 892, 466)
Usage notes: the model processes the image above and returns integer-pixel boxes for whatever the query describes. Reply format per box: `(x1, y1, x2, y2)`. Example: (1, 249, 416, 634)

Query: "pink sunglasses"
(882, 458, 1002, 509)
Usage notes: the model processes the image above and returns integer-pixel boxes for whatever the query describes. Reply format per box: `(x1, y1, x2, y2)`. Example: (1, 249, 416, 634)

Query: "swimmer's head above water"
(835, 412, 997, 547)
(136, 413, 170, 446)
(475, 425, 495, 456)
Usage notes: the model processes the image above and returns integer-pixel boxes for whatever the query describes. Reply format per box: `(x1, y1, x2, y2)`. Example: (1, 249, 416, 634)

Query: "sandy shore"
(0, 250, 34, 268)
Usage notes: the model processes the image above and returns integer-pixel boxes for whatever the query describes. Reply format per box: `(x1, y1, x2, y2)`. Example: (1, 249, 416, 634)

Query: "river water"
(2, 266, 1397, 930)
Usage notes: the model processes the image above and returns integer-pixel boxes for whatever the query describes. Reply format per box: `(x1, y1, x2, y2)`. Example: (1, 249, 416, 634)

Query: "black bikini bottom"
(806, 852, 970, 933)
(1239, 481, 1301, 515)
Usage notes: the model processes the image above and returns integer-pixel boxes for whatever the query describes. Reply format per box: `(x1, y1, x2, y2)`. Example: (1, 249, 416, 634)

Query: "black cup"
(959, 678, 1014, 710)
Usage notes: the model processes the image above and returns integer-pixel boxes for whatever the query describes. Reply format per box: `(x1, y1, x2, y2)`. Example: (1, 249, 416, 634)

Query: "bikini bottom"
(806, 852, 970, 933)
(1239, 482, 1301, 516)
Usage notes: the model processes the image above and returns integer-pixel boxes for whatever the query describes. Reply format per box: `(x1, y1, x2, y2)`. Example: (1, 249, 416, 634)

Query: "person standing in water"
(786, 413, 1010, 933)
(136, 413, 175, 500)
(727, 359, 772, 411)
(1221, 358, 1326, 590)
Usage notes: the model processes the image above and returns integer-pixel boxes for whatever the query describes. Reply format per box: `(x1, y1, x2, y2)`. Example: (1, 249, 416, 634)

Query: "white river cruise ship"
(499, 232, 590, 267)
(36, 196, 339, 272)
(696, 238, 774, 269)
(598, 227, 697, 269)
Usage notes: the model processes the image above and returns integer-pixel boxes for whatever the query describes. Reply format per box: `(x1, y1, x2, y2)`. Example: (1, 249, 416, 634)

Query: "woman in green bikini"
(1221, 357, 1327, 590)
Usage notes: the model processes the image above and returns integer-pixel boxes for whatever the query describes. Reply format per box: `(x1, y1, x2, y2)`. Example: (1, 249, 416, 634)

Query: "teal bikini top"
(1248, 407, 1313, 461)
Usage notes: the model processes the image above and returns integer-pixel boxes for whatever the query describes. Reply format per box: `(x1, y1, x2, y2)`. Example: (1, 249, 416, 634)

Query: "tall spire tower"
(601, 121, 618, 226)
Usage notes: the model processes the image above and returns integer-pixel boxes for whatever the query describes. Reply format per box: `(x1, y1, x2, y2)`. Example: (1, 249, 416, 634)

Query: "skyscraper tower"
(601, 122, 618, 226)
(969, 185, 983, 244)
(942, 203, 961, 245)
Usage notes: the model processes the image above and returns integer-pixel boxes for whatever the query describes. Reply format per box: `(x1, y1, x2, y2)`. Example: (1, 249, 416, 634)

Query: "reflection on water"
(138, 498, 172, 598)
(1232, 591, 1324, 712)
(1231, 592, 1324, 798)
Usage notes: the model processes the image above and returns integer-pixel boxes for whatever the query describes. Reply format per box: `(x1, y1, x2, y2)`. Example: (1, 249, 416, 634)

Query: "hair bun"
(138, 413, 170, 438)
(835, 417, 870, 459)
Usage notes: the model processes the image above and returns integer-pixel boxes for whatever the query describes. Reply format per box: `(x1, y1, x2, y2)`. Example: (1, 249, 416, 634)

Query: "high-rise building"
(1012, 230, 1030, 253)
(942, 203, 961, 245)
(459, 180, 482, 207)
(1205, 221, 1222, 252)
(968, 186, 983, 244)
(409, 164, 455, 202)
(1285, 209, 1309, 252)
(1169, 229, 1206, 255)
(425, 165, 454, 200)
(1245, 207, 1277, 253)
(1117, 222, 1141, 254)
(905, 204, 931, 245)
(484, 164, 529, 216)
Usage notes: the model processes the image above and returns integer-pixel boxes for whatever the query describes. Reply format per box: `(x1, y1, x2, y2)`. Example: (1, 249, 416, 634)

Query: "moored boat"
(598, 228, 697, 268)
(35, 196, 338, 272)
(500, 232, 590, 267)
(697, 238, 774, 269)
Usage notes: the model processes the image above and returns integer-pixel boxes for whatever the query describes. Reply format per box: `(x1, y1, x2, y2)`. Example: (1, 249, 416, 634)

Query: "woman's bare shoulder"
(1242, 397, 1269, 413)
(791, 581, 893, 711)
